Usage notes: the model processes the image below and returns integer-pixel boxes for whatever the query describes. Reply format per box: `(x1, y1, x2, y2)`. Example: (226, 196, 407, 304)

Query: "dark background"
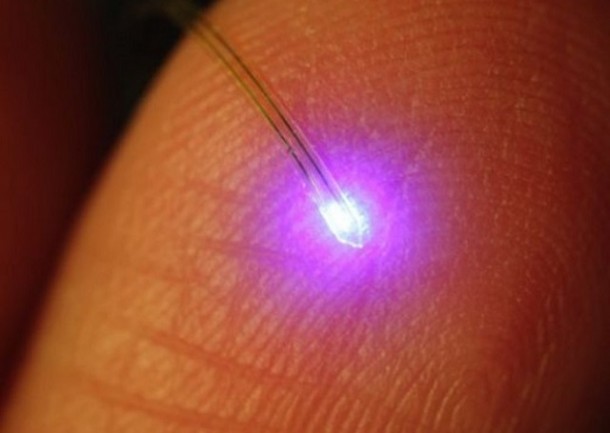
(0, 0, 213, 404)
(92, 0, 214, 141)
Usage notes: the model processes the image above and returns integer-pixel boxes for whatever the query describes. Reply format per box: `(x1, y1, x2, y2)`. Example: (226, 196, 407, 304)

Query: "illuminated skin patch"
(165, 0, 370, 248)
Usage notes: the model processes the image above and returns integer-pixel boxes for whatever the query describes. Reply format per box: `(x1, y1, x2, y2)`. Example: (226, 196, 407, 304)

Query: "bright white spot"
(319, 196, 369, 248)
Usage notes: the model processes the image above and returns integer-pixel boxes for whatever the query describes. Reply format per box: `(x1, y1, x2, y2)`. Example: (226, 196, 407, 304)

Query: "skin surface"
(2, 0, 609, 432)
(0, 1, 105, 381)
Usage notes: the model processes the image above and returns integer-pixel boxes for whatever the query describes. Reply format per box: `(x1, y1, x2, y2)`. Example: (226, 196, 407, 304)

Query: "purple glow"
(244, 111, 445, 302)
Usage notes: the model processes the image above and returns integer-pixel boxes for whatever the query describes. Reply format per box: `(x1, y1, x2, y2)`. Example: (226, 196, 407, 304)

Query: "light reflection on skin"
(256, 136, 443, 308)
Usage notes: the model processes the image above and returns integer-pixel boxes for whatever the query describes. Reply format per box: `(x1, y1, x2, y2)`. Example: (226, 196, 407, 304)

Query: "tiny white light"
(319, 196, 369, 248)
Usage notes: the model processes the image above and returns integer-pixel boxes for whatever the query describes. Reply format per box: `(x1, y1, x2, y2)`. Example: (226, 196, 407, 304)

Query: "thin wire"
(162, 0, 367, 247)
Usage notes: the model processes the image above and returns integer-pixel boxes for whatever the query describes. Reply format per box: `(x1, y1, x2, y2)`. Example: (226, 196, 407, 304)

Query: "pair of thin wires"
(162, 0, 367, 248)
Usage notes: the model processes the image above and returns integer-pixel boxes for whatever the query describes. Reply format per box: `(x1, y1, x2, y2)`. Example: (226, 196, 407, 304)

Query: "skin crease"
(0, 1, 105, 382)
(1, 0, 609, 431)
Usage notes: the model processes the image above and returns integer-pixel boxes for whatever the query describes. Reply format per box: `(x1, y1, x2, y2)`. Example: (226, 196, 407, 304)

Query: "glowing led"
(319, 196, 369, 248)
